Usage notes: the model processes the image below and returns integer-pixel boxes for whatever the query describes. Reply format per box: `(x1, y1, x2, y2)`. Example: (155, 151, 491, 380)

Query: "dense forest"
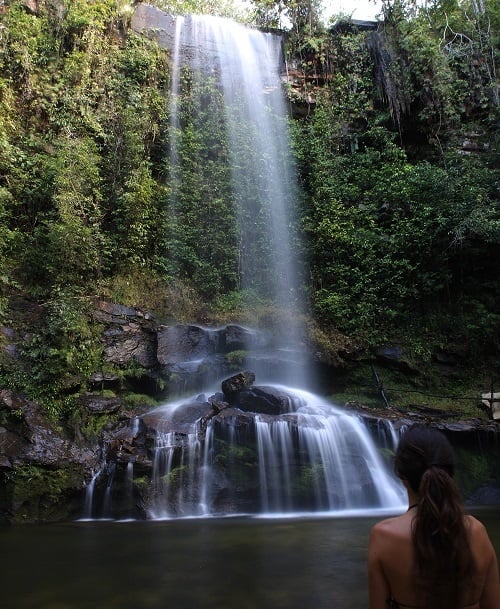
(0, 0, 498, 421)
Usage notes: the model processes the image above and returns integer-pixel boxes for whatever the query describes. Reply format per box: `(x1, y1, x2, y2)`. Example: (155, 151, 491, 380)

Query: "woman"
(368, 424, 500, 609)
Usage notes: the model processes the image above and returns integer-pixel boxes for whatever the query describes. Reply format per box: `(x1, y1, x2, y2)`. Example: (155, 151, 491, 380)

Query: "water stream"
(82, 8, 407, 521)
(83, 386, 406, 520)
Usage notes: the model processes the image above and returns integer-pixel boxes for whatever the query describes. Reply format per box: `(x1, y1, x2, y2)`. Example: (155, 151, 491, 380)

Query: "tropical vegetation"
(0, 0, 498, 418)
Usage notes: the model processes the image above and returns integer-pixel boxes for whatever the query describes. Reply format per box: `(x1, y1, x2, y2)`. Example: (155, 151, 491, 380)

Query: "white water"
(166, 14, 307, 374)
(80, 10, 407, 521)
(145, 387, 406, 519)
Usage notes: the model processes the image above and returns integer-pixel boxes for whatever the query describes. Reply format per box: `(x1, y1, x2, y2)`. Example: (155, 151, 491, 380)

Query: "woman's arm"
(479, 532, 500, 609)
(368, 525, 391, 609)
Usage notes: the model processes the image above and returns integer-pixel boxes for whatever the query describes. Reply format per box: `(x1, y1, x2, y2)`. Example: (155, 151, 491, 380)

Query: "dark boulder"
(233, 385, 300, 415)
(221, 371, 256, 402)
(79, 394, 123, 414)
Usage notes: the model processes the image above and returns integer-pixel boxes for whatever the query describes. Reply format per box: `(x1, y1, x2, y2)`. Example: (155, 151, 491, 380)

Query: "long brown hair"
(394, 425, 474, 609)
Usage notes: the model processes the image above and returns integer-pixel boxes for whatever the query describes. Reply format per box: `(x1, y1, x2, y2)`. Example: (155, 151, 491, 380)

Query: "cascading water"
(81, 7, 408, 521)
(169, 14, 300, 306)
(151, 8, 311, 388)
(129, 387, 405, 519)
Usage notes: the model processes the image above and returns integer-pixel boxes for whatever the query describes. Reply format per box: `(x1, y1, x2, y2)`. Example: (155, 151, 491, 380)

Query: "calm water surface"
(2, 507, 499, 609)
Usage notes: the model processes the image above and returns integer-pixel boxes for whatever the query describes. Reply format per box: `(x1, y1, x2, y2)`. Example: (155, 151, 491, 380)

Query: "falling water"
(81, 7, 408, 521)
(162, 12, 307, 379)
(141, 387, 405, 519)
(81, 470, 99, 520)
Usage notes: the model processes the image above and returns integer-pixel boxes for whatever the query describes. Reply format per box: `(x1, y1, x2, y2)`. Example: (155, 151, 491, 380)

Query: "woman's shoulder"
(465, 515, 496, 554)
(465, 514, 493, 543)
(370, 513, 412, 542)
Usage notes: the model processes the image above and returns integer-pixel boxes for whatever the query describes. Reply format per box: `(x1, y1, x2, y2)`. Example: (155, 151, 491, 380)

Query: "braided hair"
(394, 425, 475, 609)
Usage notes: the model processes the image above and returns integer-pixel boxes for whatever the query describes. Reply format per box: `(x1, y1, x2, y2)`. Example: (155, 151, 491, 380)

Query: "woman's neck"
(406, 488, 419, 510)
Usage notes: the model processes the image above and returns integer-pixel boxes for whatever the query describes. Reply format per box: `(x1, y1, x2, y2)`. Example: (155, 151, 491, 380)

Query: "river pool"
(2, 507, 499, 609)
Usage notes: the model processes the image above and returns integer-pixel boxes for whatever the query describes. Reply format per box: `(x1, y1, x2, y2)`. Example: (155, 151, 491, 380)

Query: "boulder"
(79, 394, 123, 414)
(233, 385, 299, 415)
(221, 371, 256, 402)
(156, 324, 223, 365)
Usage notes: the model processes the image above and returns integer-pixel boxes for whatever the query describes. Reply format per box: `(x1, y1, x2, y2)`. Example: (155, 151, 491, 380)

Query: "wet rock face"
(0, 390, 100, 523)
(92, 300, 274, 396)
(2, 299, 500, 522)
(221, 371, 256, 402)
(94, 301, 157, 369)
(156, 325, 223, 365)
(232, 385, 299, 415)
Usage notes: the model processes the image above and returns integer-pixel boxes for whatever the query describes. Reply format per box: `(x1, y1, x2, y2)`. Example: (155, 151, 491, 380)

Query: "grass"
(329, 363, 491, 420)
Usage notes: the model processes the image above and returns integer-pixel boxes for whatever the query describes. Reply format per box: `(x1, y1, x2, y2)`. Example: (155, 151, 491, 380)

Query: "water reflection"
(2, 508, 499, 609)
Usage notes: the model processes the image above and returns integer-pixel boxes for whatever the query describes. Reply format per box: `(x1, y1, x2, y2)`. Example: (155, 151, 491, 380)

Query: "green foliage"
(250, 0, 323, 32)
(71, 407, 120, 442)
(154, 0, 242, 19)
(454, 447, 500, 499)
(0, 0, 498, 420)
(103, 271, 203, 321)
(160, 70, 239, 298)
(0, 187, 17, 320)
(123, 393, 158, 409)
(19, 288, 102, 413)
(226, 350, 248, 369)
(290, 7, 499, 350)
(378, 0, 499, 135)
(299, 115, 499, 344)
(28, 136, 106, 289)
(10, 463, 84, 521)
(214, 439, 257, 486)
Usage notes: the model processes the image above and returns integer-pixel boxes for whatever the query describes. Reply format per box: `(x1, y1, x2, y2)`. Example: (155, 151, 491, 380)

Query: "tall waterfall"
(169, 14, 300, 301)
(80, 7, 407, 521)
(135, 7, 310, 384)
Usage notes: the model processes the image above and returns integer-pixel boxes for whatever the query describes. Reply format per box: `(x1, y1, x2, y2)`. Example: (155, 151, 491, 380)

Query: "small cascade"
(101, 462, 116, 518)
(248, 389, 404, 514)
(149, 426, 210, 519)
(255, 418, 294, 512)
(124, 462, 135, 513)
(81, 470, 100, 520)
(130, 417, 140, 436)
(82, 384, 406, 519)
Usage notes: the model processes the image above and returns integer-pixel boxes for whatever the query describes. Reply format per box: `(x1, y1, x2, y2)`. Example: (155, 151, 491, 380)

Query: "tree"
(250, 0, 323, 31)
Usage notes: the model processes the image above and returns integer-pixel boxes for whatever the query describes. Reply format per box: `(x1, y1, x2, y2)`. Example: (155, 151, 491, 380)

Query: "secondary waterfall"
(83, 385, 406, 520)
(147, 388, 405, 518)
(80, 7, 407, 521)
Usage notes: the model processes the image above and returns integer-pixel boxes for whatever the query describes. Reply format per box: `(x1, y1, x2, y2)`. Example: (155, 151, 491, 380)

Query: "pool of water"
(2, 507, 499, 609)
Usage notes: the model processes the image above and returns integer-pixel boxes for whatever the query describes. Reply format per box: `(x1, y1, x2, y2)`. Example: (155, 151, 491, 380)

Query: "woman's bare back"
(368, 511, 499, 609)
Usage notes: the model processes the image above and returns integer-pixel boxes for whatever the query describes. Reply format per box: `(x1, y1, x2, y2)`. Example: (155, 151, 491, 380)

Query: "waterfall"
(81, 470, 99, 520)
(157, 10, 309, 386)
(78, 7, 408, 521)
(137, 387, 406, 519)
